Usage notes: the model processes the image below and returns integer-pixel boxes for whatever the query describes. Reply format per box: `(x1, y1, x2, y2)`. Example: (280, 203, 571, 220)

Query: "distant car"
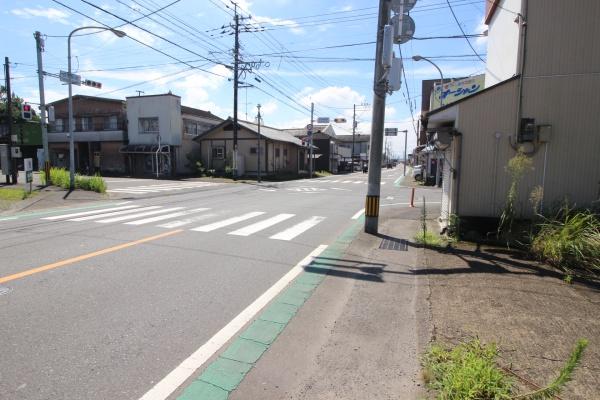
(413, 165, 424, 181)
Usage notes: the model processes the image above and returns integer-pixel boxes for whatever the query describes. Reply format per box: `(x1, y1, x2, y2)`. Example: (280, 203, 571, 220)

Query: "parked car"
(413, 165, 424, 181)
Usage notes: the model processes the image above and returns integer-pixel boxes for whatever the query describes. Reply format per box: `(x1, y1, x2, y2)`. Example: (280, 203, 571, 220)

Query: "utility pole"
(232, 3, 240, 180)
(364, 0, 391, 234)
(352, 104, 356, 164)
(256, 103, 261, 183)
(309, 102, 314, 178)
(4, 57, 17, 184)
(403, 129, 408, 175)
(35, 31, 50, 183)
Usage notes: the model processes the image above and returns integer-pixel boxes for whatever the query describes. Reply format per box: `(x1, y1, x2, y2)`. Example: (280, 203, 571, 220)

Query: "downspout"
(453, 132, 463, 218)
(513, 0, 528, 145)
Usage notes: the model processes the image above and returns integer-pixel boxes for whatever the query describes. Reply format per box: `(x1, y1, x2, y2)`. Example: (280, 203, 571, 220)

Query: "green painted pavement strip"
(176, 216, 364, 399)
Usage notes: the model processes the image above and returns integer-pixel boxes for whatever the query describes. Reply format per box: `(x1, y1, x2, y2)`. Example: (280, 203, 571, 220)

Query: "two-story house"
(47, 95, 127, 174)
(122, 93, 222, 177)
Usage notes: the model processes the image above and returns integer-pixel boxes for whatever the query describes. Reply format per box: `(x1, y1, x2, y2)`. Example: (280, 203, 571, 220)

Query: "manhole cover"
(379, 238, 408, 251)
(0, 287, 12, 296)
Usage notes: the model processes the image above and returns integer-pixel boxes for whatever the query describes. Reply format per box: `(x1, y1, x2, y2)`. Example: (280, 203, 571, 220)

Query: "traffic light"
(83, 79, 102, 89)
(21, 103, 32, 120)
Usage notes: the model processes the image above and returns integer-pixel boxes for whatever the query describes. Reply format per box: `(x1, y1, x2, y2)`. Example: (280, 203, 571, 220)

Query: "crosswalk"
(311, 179, 386, 185)
(42, 204, 325, 242)
(107, 182, 221, 195)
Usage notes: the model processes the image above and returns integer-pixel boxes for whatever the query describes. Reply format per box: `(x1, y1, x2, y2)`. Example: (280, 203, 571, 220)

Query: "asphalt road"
(0, 168, 442, 400)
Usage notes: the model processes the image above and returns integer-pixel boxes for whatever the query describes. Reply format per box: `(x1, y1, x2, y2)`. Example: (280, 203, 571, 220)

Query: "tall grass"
(423, 340, 512, 400)
(531, 206, 600, 274)
(47, 167, 106, 193)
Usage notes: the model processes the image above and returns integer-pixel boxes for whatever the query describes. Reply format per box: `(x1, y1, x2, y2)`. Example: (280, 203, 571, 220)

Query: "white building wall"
(126, 95, 182, 146)
(485, 0, 522, 86)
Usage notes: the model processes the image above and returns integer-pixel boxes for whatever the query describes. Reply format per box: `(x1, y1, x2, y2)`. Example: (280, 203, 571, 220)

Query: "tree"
(0, 85, 38, 122)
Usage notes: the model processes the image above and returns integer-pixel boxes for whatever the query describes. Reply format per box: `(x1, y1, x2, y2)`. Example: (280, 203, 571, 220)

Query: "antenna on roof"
(135, 90, 144, 96)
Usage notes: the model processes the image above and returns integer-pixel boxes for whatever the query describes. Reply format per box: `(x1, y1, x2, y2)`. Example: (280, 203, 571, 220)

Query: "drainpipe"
(513, 0, 528, 146)
(451, 132, 463, 218)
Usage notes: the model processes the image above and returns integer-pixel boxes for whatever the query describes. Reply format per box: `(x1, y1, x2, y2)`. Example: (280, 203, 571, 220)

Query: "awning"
(120, 144, 171, 154)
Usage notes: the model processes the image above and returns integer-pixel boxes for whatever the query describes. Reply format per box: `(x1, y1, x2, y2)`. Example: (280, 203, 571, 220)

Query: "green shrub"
(47, 167, 106, 193)
(0, 188, 28, 201)
(531, 206, 600, 273)
(414, 231, 443, 247)
(423, 340, 512, 400)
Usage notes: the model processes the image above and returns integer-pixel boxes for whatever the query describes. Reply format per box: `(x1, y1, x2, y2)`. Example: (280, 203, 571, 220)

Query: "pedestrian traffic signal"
(21, 103, 32, 120)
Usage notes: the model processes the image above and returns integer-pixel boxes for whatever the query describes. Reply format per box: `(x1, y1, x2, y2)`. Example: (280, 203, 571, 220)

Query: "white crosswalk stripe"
(69, 206, 161, 221)
(96, 207, 185, 223)
(270, 216, 326, 241)
(107, 182, 220, 194)
(228, 213, 295, 236)
(39, 204, 326, 242)
(191, 211, 265, 232)
(125, 208, 210, 225)
(42, 205, 140, 220)
(157, 213, 218, 229)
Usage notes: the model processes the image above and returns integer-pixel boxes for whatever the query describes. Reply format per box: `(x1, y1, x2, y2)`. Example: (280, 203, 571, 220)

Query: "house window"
(183, 119, 197, 136)
(283, 148, 288, 157)
(139, 117, 159, 134)
(104, 115, 118, 130)
(250, 147, 263, 154)
(54, 118, 64, 132)
(81, 117, 93, 131)
(275, 148, 280, 158)
(212, 146, 225, 159)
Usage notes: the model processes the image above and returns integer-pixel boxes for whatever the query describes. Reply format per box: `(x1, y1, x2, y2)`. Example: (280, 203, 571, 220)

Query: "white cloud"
(475, 17, 488, 48)
(260, 101, 278, 116)
(263, 68, 359, 78)
(11, 7, 71, 25)
(253, 15, 304, 35)
(299, 86, 365, 109)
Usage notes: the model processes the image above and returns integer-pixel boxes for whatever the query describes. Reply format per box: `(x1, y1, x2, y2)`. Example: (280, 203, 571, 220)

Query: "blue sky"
(2, 0, 488, 155)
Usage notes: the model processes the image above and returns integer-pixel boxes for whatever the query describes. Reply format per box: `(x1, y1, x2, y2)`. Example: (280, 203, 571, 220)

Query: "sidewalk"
(229, 205, 431, 400)
(0, 171, 106, 215)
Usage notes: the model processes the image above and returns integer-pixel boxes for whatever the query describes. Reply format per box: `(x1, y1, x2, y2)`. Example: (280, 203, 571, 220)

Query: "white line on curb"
(138, 244, 328, 400)
(351, 208, 365, 220)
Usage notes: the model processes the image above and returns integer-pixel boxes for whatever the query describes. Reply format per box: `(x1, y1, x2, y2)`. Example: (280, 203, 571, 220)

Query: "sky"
(1, 0, 488, 157)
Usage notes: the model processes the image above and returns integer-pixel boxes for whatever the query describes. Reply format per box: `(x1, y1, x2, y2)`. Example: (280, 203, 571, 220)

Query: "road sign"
(306, 123, 313, 131)
(334, 118, 347, 123)
(26, 171, 33, 183)
(24, 158, 33, 172)
(59, 70, 81, 86)
(392, 14, 416, 44)
(385, 128, 398, 136)
(392, 0, 417, 13)
(317, 117, 330, 124)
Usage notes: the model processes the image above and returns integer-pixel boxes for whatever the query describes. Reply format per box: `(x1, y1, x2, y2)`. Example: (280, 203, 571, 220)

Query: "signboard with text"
(430, 74, 485, 110)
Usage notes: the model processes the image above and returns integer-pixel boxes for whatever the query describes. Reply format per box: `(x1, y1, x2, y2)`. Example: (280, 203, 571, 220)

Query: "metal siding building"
(428, 0, 600, 221)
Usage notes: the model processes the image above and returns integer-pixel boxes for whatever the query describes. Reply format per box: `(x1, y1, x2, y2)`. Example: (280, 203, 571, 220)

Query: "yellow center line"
(0, 229, 184, 285)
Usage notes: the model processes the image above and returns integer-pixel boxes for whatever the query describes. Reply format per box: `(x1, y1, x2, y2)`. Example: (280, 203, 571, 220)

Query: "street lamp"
(412, 55, 445, 107)
(68, 26, 126, 189)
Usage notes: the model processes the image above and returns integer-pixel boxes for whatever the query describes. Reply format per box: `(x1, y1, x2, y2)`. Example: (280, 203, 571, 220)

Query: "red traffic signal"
(21, 103, 32, 120)
(84, 79, 102, 89)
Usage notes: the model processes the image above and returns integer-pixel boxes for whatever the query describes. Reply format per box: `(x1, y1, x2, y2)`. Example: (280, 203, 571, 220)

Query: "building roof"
(125, 92, 181, 99)
(426, 75, 519, 117)
(194, 118, 305, 147)
(285, 124, 328, 138)
(48, 94, 124, 105)
(485, 0, 500, 25)
(181, 106, 222, 121)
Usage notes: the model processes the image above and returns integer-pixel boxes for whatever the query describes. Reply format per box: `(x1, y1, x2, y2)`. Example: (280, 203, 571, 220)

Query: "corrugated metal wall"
(453, 0, 600, 218)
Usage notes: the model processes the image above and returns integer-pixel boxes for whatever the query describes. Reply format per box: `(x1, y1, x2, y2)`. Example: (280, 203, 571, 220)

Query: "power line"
(446, 0, 486, 63)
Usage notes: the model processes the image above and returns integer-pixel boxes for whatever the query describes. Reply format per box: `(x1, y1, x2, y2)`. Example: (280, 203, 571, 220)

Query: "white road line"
(107, 189, 163, 193)
(138, 244, 327, 400)
(331, 180, 341, 183)
(351, 209, 365, 220)
(380, 201, 442, 207)
(331, 187, 351, 191)
(228, 213, 295, 236)
(259, 188, 276, 192)
(191, 211, 265, 232)
(96, 207, 184, 223)
(157, 213, 218, 229)
(381, 182, 387, 185)
(386, 196, 394, 200)
(353, 181, 362, 184)
(342, 180, 352, 183)
(125, 208, 210, 226)
(270, 216, 325, 241)
(43, 205, 140, 220)
(68, 206, 161, 222)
